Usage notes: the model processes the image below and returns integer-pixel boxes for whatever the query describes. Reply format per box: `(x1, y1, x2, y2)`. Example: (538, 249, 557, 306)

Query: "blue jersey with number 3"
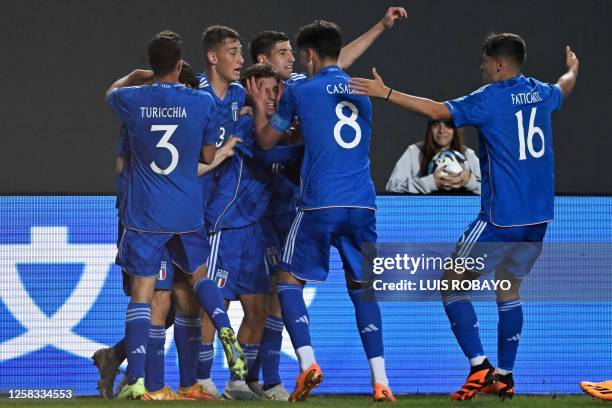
(107, 82, 218, 233)
(444, 75, 563, 227)
(270, 65, 376, 210)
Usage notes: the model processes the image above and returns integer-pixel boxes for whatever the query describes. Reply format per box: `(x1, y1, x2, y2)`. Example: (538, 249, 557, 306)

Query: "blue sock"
(443, 294, 485, 360)
(113, 337, 127, 362)
(497, 299, 523, 371)
(349, 287, 384, 359)
(144, 325, 165, 392)
(193, 278, 231, 330)
(125, 303, 151, 384)
(234, 343, 259, 382)
(260, 315, 283, 387)
(197, 343, 214, 380)
(277, 283, 311, 349)
(174, 313, 201, 387)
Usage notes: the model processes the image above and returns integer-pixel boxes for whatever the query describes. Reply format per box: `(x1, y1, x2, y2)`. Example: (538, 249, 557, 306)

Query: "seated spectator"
(386, 120, 480, 194)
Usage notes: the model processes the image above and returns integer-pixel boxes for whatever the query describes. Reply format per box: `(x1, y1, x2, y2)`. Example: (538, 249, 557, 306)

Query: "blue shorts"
(208, 223, 270, 300)
(454, 218, 548, 278)
(121, 256, 177, 295)
(118, 223, 177, 294)
(260, 211, 297, 274)
(118, 226, 210, 278)
(280, 208, 377, 282)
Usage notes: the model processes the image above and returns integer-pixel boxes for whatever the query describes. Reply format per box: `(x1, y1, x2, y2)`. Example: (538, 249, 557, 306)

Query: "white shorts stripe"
(459, 221, 487, 258)
(457, 220, 483, 256)
(208, 231, 221, 279)
(283, 211, 303, 264)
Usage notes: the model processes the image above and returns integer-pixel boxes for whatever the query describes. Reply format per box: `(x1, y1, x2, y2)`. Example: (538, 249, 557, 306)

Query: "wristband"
(385, 87, 393, 101)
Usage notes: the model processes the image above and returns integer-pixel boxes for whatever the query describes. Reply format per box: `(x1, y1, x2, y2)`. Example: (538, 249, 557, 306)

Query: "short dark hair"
(240, 62, 280, 87)
(295, 20, 342, 60)
(249, 31, 290, 63)
(201, 25, 241, 65)
(482, 33, 526, 66)
(179, 60, 199, 89)
(148, 30, 182, 76)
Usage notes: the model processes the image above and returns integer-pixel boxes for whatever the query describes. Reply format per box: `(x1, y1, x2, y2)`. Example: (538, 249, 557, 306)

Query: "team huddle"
(94, 6, 579, 402)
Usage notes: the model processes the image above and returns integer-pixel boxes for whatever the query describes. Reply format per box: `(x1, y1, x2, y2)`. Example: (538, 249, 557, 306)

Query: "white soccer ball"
(430, 150, 465, 176)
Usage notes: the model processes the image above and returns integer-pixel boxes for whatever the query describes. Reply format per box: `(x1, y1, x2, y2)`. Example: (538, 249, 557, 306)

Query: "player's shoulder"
(229, 80, 246, 99)
(196, 73, 210, 89)
(173, 84, 215, 105)
(109, 85, 145, 98)
(284, 72, 308, 88)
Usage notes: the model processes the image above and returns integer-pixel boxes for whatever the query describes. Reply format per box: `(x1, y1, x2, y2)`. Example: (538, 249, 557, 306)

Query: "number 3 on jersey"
(515, 107, 544, 160)
(334, 101, 361, 149)
(150, 124, 179, 175)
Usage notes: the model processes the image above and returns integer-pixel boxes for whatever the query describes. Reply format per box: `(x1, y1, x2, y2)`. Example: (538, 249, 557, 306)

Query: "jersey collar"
(319, 65, 341, 74)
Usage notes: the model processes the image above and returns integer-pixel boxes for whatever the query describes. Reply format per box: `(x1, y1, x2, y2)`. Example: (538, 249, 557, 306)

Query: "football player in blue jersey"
(245, 8, 406, 400)
(248, 21, 395, 402)
(249, 7, 407, 84)
(350, 33, 579, 400)
(105, 31, 246, 400)
(93, 61, 221, 401)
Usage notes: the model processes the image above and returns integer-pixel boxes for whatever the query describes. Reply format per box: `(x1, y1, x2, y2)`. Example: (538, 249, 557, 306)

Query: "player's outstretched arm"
(556, 46, 579, 98)
(350, 68, 451, 120)
(338, 7, 407, 70)
(105, 69, 154, 99)
(198, 137, 242, 176)
(246, 77, 285, 149)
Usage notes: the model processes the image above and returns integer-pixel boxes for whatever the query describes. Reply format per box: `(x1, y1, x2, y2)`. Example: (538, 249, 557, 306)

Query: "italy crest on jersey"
(231, 102, 238, 122)
(214, 268, 229, 288)
(157, 261, 167, 281)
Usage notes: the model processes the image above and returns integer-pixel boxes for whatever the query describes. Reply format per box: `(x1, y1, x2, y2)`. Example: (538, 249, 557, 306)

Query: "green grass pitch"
(0, 394, 603, 407)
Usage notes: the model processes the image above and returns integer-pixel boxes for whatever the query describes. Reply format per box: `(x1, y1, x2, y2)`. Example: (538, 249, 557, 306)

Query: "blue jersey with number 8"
(107, 82, 218, 233)
(270, 65, 376, 210)
(444, 75, 563, 227)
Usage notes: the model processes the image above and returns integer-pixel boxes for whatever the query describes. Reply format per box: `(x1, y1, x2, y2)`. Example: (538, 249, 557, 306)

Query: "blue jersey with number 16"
(107, 82, 218, 233)
(445, 75, 563, 227)
(270, 65, 376, 210)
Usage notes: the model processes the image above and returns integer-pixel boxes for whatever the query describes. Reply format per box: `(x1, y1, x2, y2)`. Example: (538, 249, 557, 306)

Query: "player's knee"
(186, 264, 208, 287)
(151, 290, 172, 324)
(277, 270, 304, 286)
(129, 276, 157, 304)
(172, 282, 200, 316)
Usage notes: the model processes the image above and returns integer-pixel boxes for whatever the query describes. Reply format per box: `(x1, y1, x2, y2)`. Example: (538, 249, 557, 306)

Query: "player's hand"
(246, 77, 267, 111)
(127, 69, 154, 85)
(349, 68, 390, 99)
(240, 106, 253, 116)
(221, 136, 243, 157)
(565, 45, 579, 74)
(380, 7, 408, 29)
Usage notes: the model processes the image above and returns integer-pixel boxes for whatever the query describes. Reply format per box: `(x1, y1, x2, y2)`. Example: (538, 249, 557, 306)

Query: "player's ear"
(496, 57, 504, 72)
(256, 54, 266, 64)
(207, 50, 218, 66)
(175, 59, 182, 73)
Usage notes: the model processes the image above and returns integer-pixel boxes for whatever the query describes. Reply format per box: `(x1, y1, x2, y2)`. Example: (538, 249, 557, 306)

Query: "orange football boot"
(177, 383, 217, 400)
(289, 363, 323, 402)
(451, 359, 495, 401)
(373, 383, 397, 402)
(480, 372, 514, 400)
(580, 380, 612, 401)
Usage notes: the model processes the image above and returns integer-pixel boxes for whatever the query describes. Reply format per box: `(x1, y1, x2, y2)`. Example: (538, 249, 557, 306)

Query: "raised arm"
(338, 7, 407, 70)
(556, 46, 579, 98)
(105, 69, 154, 100)
(349, 68, 451, 120)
